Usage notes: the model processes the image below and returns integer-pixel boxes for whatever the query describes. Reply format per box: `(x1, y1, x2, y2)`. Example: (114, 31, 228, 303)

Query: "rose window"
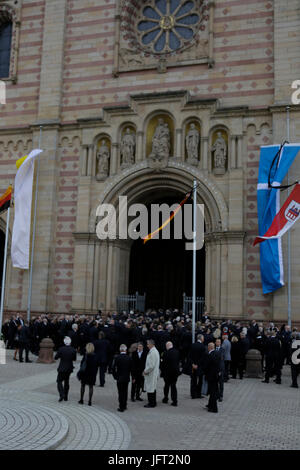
(137, 0, 201, 54)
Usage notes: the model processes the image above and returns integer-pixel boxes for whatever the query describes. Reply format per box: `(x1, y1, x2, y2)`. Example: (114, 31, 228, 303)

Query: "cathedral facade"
(0, 0, 300, 322)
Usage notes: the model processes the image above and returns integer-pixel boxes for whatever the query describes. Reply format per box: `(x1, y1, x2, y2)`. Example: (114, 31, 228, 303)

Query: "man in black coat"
(55, 336, 77, 402)
(215, 338, 225, 401)
(161, 341, 180, 406)
(18, 322, 32, 363)
(189, 334, 206, 399)
(262, 331, 282, 384)
(204, 342, 221, 413)
(112, 344, 132, 412)
(131, 342, 147, 401)
(94, 331, 112, 387)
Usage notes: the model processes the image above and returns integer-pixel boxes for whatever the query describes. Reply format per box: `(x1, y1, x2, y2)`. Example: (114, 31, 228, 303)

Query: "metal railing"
(183, 293, 205, 322)
(116, 292, 146, 314)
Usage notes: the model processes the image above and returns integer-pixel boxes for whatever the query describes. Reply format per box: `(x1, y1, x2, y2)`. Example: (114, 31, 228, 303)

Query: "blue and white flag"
(257, 144, 300, 294)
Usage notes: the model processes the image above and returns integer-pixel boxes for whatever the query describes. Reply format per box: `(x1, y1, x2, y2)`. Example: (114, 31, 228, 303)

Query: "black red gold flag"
(0, 186, 12, 215)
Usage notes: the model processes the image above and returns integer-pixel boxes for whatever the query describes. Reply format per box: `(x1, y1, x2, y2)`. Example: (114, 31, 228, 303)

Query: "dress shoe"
(207, 408, 218, 413)
(58, 397, 64, 402)
(64, 397, 68, 402)
(144, 404, 155, 408)
(171, 402, 177, 407)
(136, 397, 143, 401)
(274, 380, 281, 384)
(117, 408, 124, 412)
(78, 400, 83, 404)
(19, 360, 24, 363)
(162, 398, 168, 404)
(88, 401, 92, 406)
(261, 380, 269, 383)
(290, 384, 298, 388)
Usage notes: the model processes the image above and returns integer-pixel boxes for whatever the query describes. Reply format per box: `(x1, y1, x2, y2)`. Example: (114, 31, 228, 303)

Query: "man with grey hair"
(290, 332, 300, 388)
(55, 336, 77, 402)
(143, 339, 160, 408)
(161, 341, 180, 406)
(204, 342, 221, 413)
(112, 344, 132, 412)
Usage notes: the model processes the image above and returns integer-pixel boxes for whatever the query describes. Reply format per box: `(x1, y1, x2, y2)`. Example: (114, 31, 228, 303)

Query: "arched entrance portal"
(128, 194, 205, 310)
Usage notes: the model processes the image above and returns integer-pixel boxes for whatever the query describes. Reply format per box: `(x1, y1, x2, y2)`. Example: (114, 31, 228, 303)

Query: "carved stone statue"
(96, 140, 110, 181)
(186, 123, 200, 165)
(121, 128, 136, 168)
(212, 132, 227, 175)
(148, 118, 171, 171)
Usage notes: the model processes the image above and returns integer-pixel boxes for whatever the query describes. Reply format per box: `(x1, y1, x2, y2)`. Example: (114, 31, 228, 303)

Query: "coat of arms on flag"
(285, 201, 300, 223)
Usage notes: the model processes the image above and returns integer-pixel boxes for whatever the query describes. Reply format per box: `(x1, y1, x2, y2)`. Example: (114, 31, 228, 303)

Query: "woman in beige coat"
(143, 339, 160, 408)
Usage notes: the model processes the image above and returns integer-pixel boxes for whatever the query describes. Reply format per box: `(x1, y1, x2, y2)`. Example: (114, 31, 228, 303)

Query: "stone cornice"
(205, 231, 246, 244)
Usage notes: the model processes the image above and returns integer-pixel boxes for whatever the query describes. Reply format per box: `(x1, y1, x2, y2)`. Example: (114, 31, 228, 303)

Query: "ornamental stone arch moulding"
(113, 0, 215, 75)
(0, 1, 22, 82)
(88, 160, 228, 234)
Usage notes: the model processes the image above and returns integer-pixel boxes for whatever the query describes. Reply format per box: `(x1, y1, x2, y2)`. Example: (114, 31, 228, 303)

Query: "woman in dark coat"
(78, 343, 98, 406)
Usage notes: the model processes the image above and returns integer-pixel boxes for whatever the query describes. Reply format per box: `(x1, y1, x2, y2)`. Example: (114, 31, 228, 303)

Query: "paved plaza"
(0, 350, 299, 450)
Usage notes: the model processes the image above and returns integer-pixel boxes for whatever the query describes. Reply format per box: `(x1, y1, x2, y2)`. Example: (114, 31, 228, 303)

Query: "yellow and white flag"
(11, 149, 43, 269)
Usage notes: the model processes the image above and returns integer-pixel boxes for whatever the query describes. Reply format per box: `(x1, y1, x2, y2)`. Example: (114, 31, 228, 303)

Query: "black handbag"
(77, 355, 87, 381)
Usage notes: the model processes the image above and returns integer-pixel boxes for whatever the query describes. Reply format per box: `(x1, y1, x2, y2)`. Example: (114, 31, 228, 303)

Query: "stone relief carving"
(120, 128, 136, 168)
(212, 132, 227, 175)
(186, 123, 200, 166)
(96, 140, 110, 181)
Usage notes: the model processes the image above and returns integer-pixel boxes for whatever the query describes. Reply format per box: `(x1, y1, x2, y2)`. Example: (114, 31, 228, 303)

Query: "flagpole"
(192, 180, 197, 344)
(287, 106, 291, 327)
(27, 126, 43, 322)
(0, 207, 10, 333)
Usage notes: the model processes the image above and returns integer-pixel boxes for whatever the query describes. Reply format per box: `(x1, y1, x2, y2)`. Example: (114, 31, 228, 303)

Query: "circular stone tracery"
(121, 0, 209, 57)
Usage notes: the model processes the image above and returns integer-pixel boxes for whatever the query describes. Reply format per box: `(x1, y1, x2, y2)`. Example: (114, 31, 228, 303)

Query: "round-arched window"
(137, 0, 202, 54)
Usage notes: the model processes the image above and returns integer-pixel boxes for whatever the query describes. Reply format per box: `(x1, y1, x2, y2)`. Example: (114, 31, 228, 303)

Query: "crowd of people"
(1, 309, 300, 413)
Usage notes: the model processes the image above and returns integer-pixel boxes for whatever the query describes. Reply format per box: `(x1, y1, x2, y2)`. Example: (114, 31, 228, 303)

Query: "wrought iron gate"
(183, 293, 205, 322)
(117, 292, 146, 314)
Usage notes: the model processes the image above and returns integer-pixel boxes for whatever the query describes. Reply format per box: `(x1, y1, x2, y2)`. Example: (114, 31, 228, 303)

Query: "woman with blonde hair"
(78, 342, 98, 406)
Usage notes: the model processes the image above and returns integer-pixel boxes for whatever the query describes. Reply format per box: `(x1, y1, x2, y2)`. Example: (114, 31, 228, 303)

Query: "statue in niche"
(212, 132, 227, 175)
(186, 123, 200, 165)
(96, 140, 110, 181)
(121, 128, 136, 168)
(149, 118, 170, 161)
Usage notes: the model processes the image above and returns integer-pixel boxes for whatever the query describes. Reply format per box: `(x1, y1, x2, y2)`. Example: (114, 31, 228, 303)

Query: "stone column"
(176, 129, 183, 160)
(106, 242, 114, 310)
(205, 241, 212, 313)
(230, 135, 237, 170)
(81, 145, 88, 176)
(92, 242, 100, 311)
(136, 131, 144, 162)
(87, 145, 94, 177)
(237, 135, 243, 168)
(110, 143, 119, 175)
(97, 242, 109, 311)
(201, 137, 209, 171)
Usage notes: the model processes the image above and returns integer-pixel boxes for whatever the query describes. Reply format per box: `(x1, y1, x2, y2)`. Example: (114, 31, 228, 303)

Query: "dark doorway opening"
(128, 195, 205, 310)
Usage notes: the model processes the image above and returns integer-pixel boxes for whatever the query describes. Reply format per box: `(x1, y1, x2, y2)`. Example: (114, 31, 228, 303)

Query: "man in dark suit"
(94, 331, 112, 387)
(55, 336, 77, 402)
(204, 342, 221, 413)
(215, 338, 225, 402)
(112, 344, 132, 412)
(189, 334, 206, 399)
(161, 341, 180, 406)
(262, 330, 282, 384)
(131, 342, 147, 401)
(18, 322, 32, 363)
